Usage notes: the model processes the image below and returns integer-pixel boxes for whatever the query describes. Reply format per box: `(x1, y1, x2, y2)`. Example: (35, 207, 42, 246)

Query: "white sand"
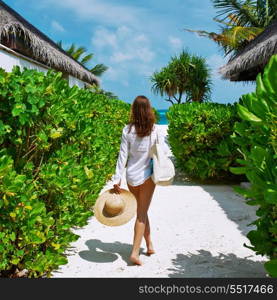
(52, 125, 267, 278)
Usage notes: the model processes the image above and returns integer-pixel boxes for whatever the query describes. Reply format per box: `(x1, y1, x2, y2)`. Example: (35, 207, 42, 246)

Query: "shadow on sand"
(161, 158, 265, 278)
(200, 184, 258, 237)
(172, 166, 258, 237)
(78, 239, 144, 266)
(167, 250, 267, 278)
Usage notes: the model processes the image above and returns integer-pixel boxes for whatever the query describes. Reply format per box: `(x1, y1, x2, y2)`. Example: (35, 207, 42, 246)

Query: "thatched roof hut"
(0, 0, 99, 85)
(219, 20, 277, 81)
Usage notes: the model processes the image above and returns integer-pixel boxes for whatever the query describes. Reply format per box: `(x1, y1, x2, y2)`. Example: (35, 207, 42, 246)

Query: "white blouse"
(111, 124, 167, 187)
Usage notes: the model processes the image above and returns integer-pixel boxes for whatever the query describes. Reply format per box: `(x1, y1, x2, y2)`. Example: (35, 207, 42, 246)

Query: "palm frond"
(90, 64, 108, 76)
(80, 53, 93, 66)
(57, 41, 108, 77)
(212, 0, 260, 27)
(184, 28, 221, 41)
(56, 40, 63, 48)
(71, 46, 87, 61)
(66, 43, 76, 56)
(220, 25, 264, 54)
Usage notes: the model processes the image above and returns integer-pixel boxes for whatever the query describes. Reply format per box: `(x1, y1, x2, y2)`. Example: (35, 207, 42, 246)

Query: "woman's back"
(126, 123, 156, 156)
(111, 124, 167, 187)
(122, 124, 157, 187)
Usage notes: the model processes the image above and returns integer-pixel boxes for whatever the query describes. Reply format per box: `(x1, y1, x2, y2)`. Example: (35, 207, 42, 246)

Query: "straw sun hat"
(93, 188, 137, 226)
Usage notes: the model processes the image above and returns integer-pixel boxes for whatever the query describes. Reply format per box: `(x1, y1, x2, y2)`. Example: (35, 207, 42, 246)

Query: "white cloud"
(41, 0, 194, 90)
(92, 27, 118, 49)
(137, 47, 155, 63)
(207, 54, 228, 79)
(92, 26, 155, 63)
(104, 66, 130, 87)
(44, 0, 143, 27)
(111, 52, 133, 63)
(104, 67, 117, 81)
(91, 26, 156, 85)
(122, 80, 129, 87)
(169, 36, 183, 50)
(51, 20, 65, 32)
(136, 64, 155, 77)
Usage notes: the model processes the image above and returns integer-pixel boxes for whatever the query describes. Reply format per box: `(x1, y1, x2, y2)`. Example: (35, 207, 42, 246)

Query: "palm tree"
(57, 41, 108, 76)
(188, 56, 212, 102)
(151, 67, 180, 105)
(186, 0, 277, 56)
(151, 50, 212, 104)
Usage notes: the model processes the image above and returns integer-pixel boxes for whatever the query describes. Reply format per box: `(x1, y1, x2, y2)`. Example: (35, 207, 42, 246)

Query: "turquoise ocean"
(157, 109, 169, 125)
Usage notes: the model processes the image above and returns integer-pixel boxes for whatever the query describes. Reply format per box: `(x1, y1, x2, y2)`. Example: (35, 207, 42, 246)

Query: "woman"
(111, 95, 167, 266)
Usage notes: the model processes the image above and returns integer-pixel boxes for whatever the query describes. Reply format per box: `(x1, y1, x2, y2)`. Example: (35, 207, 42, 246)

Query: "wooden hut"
(219, 20, 277, 82)
(0, 0, 99, 88)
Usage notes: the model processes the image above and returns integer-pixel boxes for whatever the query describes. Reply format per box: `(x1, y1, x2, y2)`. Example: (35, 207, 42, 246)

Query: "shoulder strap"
(149, 125, 159, 145)
(156, 126, 160, 144)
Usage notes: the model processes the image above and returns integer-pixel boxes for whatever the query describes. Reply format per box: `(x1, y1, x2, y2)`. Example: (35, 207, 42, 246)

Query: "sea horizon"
(157, 109, 169, 125)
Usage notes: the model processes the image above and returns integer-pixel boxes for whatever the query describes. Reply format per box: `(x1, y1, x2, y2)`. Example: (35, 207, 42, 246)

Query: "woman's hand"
(113, 182, 121, 194)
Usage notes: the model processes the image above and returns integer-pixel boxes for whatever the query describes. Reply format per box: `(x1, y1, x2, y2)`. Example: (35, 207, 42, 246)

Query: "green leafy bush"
(0, 67, 129, 277)
(153, 107, 160, 123)
(230, 55, 277, 278)
(167, 102, 246, 181)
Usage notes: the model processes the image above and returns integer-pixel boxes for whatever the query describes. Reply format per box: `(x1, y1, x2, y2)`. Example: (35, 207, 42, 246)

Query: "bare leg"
(144, 215, 155, 255)
(127, 183, 141, 264)
(128, 180, 155, 256)
(128, 177, 155, 265)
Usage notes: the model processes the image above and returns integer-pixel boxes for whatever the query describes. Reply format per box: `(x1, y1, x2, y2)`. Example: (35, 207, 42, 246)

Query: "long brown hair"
(128, 95, 156, 138)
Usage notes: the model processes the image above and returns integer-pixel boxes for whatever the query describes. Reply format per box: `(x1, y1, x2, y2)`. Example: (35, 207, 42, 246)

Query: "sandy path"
(52, 125, 267, 278)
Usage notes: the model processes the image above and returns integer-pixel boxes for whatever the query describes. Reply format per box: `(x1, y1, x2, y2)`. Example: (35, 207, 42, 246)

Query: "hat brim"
(93, 188, 137, 226)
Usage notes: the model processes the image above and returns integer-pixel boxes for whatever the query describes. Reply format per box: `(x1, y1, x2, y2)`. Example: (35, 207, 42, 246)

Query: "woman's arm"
(111, 126, 129, 191)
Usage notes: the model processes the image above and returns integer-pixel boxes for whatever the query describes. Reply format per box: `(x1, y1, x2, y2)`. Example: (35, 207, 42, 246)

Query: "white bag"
(149, 130, 175, 186)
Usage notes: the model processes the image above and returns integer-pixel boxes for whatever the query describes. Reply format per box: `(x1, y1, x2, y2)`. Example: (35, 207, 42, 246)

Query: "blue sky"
(5, 0, 255, 109)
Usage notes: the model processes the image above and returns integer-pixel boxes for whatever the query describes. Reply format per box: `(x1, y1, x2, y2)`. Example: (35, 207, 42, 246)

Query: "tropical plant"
(88, 85, 119, 100)
(167, 102, 245, 180)
(229, 54, 277, 278)
(57, 41, 108, 76)
(186, 0, 277, 56)
(189, 55, 213, 102)
(153, 108, 160, 123)
(151, 50, 212, 105)
(0, 66, 129, 277)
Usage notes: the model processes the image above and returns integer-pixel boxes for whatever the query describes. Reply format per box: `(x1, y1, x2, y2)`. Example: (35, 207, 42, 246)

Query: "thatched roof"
(0, 0, 99, 85)
(219, 20, 277, 81)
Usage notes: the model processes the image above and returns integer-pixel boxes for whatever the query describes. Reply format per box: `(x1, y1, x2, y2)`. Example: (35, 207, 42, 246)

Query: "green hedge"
(167, 102, 246, 181)
(0, 67, 129, 277)
(230, 55, 277, 278)
(153, 108, 160, 123)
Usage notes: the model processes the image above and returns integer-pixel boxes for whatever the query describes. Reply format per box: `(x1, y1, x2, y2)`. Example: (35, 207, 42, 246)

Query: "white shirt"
(111, 124, 167, 187)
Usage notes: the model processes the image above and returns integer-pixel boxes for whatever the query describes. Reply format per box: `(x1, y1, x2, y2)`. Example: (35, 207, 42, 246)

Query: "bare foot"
(130, 255, 142, 266)
(146, 249, 155, 256)
(146, 241, 155, 255)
